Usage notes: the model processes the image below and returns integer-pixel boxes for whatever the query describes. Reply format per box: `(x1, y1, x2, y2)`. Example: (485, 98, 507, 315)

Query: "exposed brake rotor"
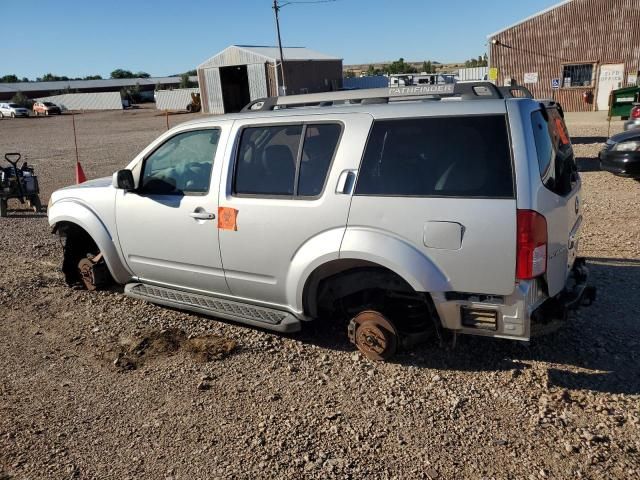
(348, 310, 398, 361)
(77, 253, 105, 291)
(78, 257, 98, 291)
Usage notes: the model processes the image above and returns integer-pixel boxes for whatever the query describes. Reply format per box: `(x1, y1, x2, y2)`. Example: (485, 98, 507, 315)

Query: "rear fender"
(340, 227, 450, 293)
(285, 228, 345, 315)
(48, 200, 131, 284)
(286, 227, 451, 316)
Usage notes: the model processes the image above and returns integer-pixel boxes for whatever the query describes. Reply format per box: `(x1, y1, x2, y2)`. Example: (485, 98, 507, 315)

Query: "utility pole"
(272, 0, 287, 96)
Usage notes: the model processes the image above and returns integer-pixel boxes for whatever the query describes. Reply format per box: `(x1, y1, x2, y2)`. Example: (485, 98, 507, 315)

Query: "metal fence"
(343, 76, 389, 89)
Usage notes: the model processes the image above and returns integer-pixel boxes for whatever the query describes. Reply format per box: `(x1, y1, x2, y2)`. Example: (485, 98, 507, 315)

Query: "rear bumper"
(530, 258, 596, 336)
(434, 258, 595, 340)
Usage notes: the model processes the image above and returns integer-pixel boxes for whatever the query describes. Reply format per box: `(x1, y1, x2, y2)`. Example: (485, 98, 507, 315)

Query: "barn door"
(247, 63, 268, 100)
(597, 64, 624, 111)
(203, 67, 225, 114)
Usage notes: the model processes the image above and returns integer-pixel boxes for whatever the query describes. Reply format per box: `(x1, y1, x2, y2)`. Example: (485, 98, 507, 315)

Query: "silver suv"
(48, 83, 595, 360)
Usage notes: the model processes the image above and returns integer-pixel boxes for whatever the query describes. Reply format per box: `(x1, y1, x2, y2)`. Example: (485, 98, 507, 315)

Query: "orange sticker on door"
(218, 207, 238, 231)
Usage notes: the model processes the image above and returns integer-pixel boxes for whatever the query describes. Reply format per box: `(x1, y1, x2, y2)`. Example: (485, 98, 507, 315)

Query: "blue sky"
(3, 0, 560, 79)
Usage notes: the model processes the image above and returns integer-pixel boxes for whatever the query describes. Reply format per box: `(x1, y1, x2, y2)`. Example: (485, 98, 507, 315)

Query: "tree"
(111, 69, 134, 79)
(1, 74, 20, 83)
(10, 92, 32, 108)
(40, 73, 70, 82)
(422, 60, 435, 74)
(345, 70, 356, 78)
(383, 58, 417, 75)
(366, 64, 381, 76)
(135, 71, 150, 78)
(179, 73, 195, 88)
(84, 75, 103, 80)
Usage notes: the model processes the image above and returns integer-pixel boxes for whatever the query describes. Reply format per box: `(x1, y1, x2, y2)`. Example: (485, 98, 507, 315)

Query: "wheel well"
(303, 259, 427, 319)
(54, 222, 100, 285)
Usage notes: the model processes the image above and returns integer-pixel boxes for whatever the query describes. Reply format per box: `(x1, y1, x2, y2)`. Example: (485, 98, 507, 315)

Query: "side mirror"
(114, 169, 135, 191)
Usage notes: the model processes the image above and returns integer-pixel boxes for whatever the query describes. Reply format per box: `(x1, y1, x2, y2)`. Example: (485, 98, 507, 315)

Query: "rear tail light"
(516, 210, 548, 280)
(632, 106, 640, 119)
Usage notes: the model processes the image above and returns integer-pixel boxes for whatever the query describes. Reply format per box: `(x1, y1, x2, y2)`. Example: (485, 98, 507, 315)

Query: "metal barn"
(488, 0, 640, 112)
(196, 45, 343, 114)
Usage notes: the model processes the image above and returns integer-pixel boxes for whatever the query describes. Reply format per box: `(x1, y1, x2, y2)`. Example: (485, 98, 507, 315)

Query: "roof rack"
(499, 86, 534, 99)
(242, 82, 511, 112)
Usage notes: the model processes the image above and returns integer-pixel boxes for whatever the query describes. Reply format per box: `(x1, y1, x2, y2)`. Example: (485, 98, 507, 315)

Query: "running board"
(124, 283, 301, 333)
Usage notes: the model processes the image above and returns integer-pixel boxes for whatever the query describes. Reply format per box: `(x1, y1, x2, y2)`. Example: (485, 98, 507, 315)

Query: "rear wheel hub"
(348, 310, 398, 361)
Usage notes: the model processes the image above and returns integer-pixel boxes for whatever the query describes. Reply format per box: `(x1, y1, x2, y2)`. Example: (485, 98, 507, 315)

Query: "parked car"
(0, 103, 30, 118)
(47, 83, 595, 360)
(32, 101, 62, 116)
(624, 103, 640, 131)
(599, 128, 640, 179)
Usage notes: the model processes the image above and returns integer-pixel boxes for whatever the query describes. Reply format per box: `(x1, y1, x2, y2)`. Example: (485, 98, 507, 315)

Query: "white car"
(0, 103, 30, 118)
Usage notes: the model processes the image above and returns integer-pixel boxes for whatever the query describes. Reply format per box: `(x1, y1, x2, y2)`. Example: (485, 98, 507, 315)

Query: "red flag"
(75, 161, 87, 184)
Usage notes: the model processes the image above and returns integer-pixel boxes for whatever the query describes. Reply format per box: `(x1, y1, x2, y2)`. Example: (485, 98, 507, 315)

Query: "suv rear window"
(531, 108, 577, 196)
(355, 115, 514, 198)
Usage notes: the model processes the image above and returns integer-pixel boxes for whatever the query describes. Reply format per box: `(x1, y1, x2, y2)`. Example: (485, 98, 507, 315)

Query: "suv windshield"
(8, 104, 20, 108)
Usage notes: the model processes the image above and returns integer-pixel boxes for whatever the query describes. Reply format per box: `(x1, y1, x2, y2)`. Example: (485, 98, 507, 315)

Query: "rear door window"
(531, 108, 577, 196)
(234, 123, 341, 197)
(355, 115, 514, 198)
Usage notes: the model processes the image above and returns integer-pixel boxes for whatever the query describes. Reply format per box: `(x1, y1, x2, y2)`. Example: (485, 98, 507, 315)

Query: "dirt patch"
(113, 328, 236, 370)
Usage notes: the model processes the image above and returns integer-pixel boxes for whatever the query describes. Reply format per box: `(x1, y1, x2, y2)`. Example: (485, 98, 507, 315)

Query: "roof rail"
(242, 81, 505, 112)
(499, 86, 534, 99)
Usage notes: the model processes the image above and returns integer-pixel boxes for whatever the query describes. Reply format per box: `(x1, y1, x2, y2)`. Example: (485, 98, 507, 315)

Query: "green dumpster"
(609, 86, 640, 119)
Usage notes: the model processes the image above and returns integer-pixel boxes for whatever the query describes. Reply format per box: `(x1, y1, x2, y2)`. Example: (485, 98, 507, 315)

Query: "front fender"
(340, 227, 451, 293)
(48, 200, 132, 284)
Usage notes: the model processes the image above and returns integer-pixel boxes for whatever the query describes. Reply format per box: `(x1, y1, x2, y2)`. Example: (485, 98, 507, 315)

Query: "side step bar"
(125, 283, 301, 333)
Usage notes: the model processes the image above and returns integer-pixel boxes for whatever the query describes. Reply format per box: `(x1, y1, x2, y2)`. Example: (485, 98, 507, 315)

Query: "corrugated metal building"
(197, 45, 343, 114)
(0, 76, 198, 102)
(155, 88, 200, 111)
(35, 92, 123, 111)
(488, 0, 640, 112)
(457, 67, 489, 82)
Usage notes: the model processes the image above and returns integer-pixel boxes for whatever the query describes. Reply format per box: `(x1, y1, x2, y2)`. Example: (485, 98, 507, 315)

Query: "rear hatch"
(529, 105, 581, 296)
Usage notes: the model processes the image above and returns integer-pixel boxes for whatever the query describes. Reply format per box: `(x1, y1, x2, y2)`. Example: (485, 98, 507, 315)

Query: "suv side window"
(141, 129, 220, 195)
(234, 123, 341, 197)
(299, 124, 341, 196)
(531, 108, 577, 196)
(355, 115, 514, 198)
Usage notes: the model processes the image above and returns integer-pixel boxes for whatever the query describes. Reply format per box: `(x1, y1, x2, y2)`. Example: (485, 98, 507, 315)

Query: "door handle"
(190, 211, 216, 220)
(336, 170, 357, 194)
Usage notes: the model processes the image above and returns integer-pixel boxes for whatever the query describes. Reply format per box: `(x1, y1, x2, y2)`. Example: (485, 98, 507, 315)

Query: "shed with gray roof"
(197, 45, 343, 114)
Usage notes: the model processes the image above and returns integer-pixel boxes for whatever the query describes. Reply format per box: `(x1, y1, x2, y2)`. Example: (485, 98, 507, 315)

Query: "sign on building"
(551, 78, 561, 89)
(628, 74, 638, 86)
(488, 68, 498, 81)
(524, 72, 539, 84)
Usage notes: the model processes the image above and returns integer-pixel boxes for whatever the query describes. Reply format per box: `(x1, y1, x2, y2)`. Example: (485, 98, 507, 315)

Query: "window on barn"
(561, 64, 594, 88)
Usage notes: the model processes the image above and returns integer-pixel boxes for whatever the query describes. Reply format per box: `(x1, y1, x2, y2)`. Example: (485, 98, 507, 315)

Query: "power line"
(272, 0, 338, 96)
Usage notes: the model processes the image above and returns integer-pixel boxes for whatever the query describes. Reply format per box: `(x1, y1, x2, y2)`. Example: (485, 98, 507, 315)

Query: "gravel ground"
(0, 108, 639, 479)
